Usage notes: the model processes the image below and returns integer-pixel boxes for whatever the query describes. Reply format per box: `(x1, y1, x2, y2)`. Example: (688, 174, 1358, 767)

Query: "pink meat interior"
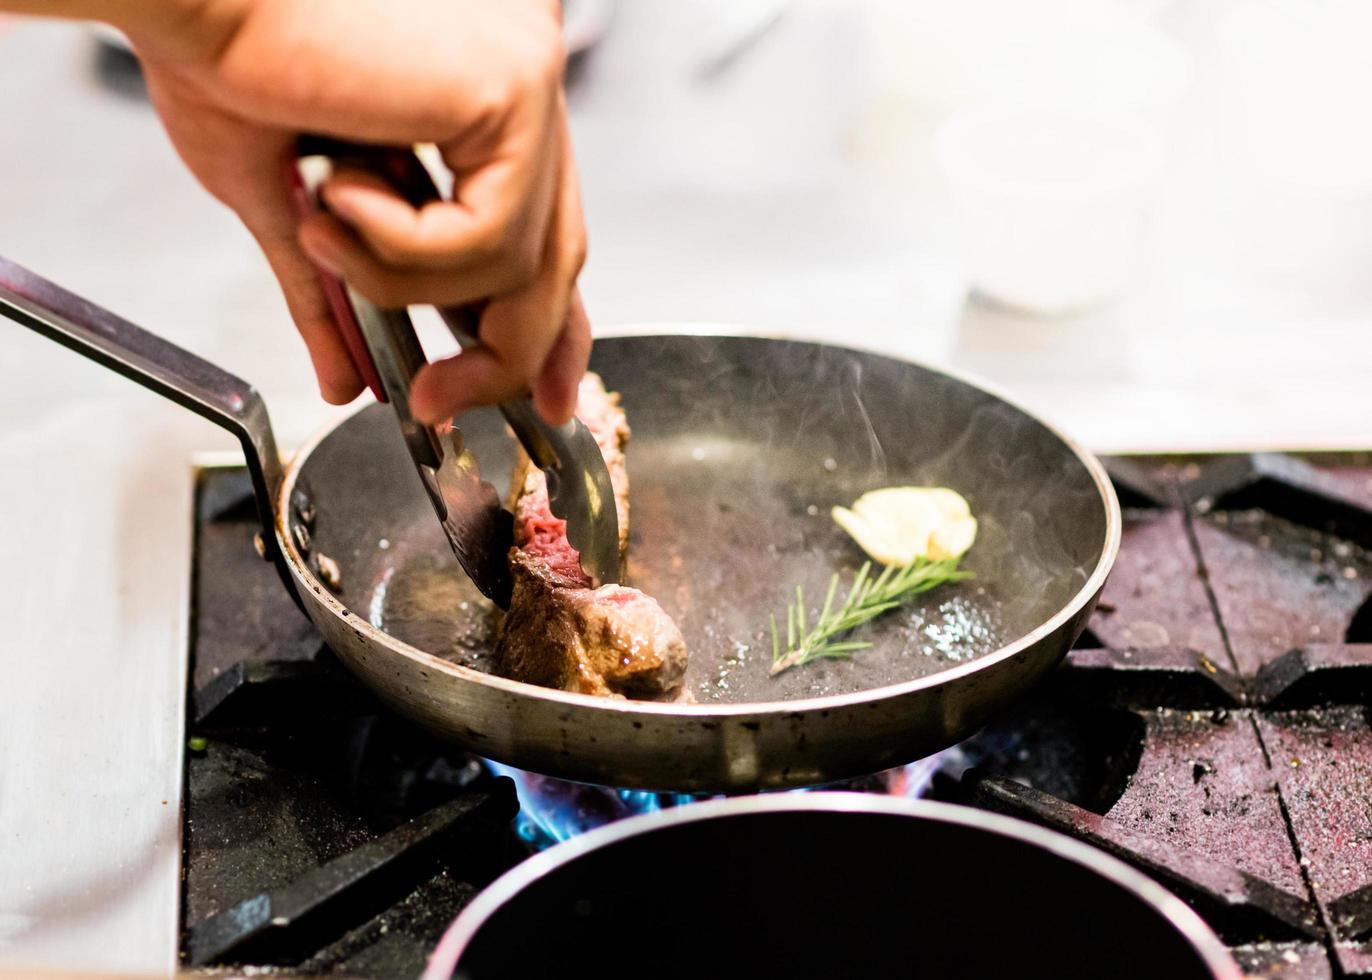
(513, 377, 623, 588)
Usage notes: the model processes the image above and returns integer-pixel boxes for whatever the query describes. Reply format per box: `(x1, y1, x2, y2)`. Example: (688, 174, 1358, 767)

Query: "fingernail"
(533, 395, 573, 426)
(324, 188, 360, 224)
(533, 381, 576, 426)
(417, 409, 459, 426)
(412, 396, 461, 426)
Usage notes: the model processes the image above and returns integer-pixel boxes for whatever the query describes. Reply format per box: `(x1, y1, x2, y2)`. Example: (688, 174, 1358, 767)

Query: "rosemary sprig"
(769, 557, 972, 677)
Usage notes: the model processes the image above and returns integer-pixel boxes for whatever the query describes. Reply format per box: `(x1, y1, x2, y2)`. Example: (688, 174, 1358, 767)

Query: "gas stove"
(181, 452, 1372, 978)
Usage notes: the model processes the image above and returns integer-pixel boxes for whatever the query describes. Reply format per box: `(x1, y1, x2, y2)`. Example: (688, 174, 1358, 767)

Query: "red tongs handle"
(287, 138, 485, 402)
(284, 147, 389, 402)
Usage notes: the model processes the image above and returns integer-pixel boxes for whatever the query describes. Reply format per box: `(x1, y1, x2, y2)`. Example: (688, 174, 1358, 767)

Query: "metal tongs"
(289, 139, 619, 609)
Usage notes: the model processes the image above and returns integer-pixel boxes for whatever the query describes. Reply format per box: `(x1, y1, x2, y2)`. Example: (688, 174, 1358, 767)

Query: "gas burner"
(183, 453, 1372, 977)
(482, 753, 945, 850)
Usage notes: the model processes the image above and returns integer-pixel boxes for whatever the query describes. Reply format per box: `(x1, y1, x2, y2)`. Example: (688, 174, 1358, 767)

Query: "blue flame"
(483, 760, 701, 847)
(888, 753, 943, 798)
(483, 749, 956, 850)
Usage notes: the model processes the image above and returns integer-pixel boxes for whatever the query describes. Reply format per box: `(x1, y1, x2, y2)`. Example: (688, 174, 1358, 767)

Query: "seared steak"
(493, 374, 688, 701)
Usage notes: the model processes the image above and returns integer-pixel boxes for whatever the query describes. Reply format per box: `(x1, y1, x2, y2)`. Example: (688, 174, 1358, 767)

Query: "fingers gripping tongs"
(288, 141, 619, 610)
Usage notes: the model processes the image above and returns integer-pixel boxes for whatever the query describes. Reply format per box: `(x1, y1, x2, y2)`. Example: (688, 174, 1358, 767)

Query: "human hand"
(118, 0, 590, 424)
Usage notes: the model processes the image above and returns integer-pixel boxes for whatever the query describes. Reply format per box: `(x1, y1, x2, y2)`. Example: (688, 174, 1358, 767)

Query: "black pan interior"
(448, 809, 1222, 979)
(296, 336, 1109, 703)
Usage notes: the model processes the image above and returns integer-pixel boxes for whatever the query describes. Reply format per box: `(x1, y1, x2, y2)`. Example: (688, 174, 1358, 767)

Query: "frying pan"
(0, 257, 1119, 792)
(425, 794, 1242, 980)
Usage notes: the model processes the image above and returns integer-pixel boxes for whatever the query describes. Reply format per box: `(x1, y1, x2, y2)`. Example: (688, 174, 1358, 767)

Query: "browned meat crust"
(496, 553, 688, 699)
(493, 374, 688, 701)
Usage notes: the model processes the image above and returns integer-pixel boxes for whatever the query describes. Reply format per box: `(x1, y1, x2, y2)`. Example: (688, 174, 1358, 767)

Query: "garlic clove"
(832, 486, 977, 565)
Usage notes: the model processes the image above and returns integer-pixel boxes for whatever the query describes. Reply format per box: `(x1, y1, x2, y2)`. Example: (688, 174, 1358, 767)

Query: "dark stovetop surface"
(184, 473, 523, 973)
(182, 453, 1372, 979)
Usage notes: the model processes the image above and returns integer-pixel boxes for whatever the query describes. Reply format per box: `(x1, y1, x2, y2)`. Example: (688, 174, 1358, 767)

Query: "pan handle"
(0, 255, 299, 602)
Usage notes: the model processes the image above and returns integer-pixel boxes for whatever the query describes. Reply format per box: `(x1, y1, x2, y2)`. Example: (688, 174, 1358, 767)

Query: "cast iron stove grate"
(181, 452, 1372, 978)
(183, 471, 524, 974)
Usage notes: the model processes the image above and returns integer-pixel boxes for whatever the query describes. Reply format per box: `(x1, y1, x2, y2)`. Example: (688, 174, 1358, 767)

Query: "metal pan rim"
(276, 326, 1122, 718)
(421, 792, 1240, 980)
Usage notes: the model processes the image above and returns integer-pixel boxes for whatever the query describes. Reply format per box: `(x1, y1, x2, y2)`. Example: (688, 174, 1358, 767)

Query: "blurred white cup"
(933, 106, 1158, 315)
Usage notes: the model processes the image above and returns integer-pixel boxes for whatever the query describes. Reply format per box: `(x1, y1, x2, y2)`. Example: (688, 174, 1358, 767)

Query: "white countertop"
(1, 2, 1370, 973)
